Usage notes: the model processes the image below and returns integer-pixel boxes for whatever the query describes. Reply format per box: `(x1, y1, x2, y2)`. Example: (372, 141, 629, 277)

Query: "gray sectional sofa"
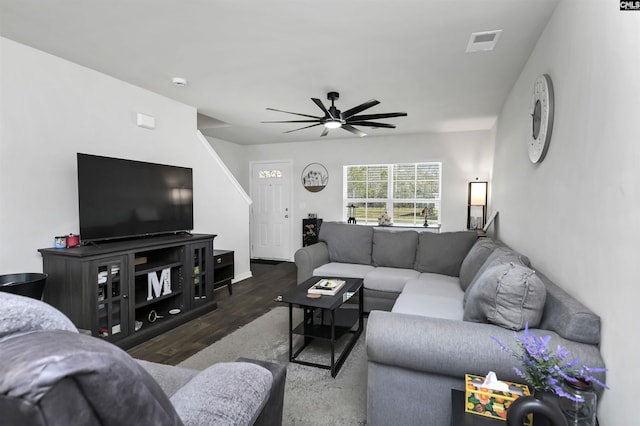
(294, 222, 606, 426)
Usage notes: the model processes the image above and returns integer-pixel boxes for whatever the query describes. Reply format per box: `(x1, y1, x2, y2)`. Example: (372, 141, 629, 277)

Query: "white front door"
(250, 161, 292, 260)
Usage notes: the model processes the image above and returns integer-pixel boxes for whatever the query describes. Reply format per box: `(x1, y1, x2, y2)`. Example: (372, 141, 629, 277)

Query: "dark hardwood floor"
(127, 260, 298, 365)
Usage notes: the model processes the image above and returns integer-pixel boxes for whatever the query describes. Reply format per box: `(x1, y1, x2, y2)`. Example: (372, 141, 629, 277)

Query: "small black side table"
(451, 389, 504, 426)
(451, 389, 595, 426)
(213, 250, 234, 295)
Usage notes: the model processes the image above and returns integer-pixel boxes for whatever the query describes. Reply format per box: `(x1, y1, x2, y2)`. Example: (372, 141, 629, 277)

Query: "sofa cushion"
(171, 362, 272, 426)
(392, 279, 463, 320)
(0, 292, 78, 339)
(372, 229, 418, 269)
(463, 262, 547, 331)
(414, 274, 465, 299)
(413, 231, 478, 276)
(0, 329, 183, 425)
(392, 278, 464, 320)
(364, 267, 420, 293)
(393, 293, 463, 321)
(313, 262, 375, 279)
(459, 238, 499, 290)
(319, 222, 373, 265)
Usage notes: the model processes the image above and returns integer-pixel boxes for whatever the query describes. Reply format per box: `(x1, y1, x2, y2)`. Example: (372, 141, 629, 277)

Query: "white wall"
(491, 1, 640, 424)
(211, 131, 494, 258)
(0, 37, 251, 281)
(206, 137, 247, 185)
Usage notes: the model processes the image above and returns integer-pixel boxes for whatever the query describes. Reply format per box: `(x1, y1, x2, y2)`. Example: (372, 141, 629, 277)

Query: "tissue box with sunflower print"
(465, 373, 532, 423)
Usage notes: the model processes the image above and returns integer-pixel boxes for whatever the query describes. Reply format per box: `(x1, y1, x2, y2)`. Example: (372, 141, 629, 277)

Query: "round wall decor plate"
(301, 163, 328, 192)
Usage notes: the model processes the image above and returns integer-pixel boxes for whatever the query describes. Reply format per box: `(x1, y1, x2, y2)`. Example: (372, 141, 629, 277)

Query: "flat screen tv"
(77, 153, 193, 243)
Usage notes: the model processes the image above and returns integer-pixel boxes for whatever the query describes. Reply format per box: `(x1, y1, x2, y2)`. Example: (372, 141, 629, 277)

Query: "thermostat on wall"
(136, 113, 156, 129)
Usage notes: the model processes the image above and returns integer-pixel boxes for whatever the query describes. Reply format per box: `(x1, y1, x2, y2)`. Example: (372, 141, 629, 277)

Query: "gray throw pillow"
(0, 292, 78, 339)
(0, 329, 184, 425)
(463, 262, 547, 331)
(463, 246, 531, 306)
(413, 231, 478, 276)
(372, 229, 418, 269)
(459, 238, 499, 290)
(319, 222, 373, 265)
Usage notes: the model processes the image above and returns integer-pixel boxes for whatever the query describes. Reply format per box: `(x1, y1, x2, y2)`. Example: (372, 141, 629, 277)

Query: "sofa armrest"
(170, 361, 273, 426)
(237, 358, 286, 426)
(294, 242, 329, 284)
(366, 311, 606, 387)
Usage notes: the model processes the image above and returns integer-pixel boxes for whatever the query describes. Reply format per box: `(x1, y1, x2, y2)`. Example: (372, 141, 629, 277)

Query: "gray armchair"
(0, 292, 286, 426)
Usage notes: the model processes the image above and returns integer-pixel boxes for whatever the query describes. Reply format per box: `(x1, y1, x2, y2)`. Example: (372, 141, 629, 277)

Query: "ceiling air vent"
(466, 30, 502, 53)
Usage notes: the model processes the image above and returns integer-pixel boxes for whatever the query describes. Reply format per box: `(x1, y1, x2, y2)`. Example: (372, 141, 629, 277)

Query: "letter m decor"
(147, 268, 172, 301)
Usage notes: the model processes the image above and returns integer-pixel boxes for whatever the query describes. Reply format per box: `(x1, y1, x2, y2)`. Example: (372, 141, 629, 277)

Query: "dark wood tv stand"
(39, 233, 217, 349)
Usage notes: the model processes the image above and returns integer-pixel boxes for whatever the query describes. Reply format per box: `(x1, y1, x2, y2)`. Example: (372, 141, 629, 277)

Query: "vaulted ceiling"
(0, 0, 560, 144)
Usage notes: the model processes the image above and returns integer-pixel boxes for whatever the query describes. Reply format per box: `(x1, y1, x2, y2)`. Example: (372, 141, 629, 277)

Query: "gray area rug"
(178, 306, 367, 425)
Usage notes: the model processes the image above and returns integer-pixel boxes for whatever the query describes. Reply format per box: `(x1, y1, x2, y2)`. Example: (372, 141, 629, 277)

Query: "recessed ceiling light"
(171, 77, 188, 87)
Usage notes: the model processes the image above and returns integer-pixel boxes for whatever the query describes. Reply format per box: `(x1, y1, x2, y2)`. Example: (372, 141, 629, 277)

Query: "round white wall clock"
(528, 74, 555, 163)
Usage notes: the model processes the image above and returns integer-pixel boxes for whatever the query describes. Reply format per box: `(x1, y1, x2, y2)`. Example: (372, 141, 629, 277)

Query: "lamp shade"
(469, 181, 487, 206)
(467, 180, 488, 230)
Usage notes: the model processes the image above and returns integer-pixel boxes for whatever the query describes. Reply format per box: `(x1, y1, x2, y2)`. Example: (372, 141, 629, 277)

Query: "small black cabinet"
(39, 233, 217, 349)
(302, 218, 322, 247)
(213, 250, 234, 294)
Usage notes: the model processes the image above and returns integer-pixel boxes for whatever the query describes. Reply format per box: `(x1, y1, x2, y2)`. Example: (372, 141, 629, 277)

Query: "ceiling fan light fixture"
(324, 120, 342, 129)
(264, 91, 406, 137)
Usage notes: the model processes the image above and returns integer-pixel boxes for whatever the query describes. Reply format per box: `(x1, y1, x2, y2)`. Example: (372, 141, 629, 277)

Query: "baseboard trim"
(232, 271, 252, 284)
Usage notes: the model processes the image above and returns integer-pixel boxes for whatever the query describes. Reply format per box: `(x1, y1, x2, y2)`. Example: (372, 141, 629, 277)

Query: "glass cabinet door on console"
(93, 256, 129, 341)
(189, 241, 214, 307)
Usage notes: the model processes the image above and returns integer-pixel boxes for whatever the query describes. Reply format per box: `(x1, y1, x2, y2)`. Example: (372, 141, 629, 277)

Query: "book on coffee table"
(308, 279, 346, 296)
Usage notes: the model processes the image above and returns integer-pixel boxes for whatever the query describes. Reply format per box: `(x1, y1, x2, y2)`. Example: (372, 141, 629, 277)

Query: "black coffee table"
(279, 276, 364, 377)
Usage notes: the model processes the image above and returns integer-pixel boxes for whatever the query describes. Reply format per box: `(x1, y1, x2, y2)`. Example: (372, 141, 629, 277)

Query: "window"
(258, 169, 282, 178)
(343, 162, 441, 226)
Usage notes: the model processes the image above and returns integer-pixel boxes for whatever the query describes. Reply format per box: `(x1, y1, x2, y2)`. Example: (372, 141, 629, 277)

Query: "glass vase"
(559, 378, 597, 426)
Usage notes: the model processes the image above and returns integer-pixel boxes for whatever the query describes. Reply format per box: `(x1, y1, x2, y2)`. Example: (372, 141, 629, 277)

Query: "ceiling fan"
(263, 91, 407, 137)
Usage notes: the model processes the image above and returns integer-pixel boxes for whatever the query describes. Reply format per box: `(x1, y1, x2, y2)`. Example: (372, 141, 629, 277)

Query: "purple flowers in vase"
(492, 324, 607, 401)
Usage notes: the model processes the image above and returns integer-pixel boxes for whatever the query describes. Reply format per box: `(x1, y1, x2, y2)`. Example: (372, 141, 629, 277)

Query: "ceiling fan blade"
(341, 99, 380, 119)
(321, 127, 329, 137)
(342, 124, 367, 137)
(346, 112, 407, 121)
(262, 120, 320, 123)
(266, 107, 321, 120)
(347, 121, 396, 129)
(283, 123, 322, 133)
(311, 98, 334, 119)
